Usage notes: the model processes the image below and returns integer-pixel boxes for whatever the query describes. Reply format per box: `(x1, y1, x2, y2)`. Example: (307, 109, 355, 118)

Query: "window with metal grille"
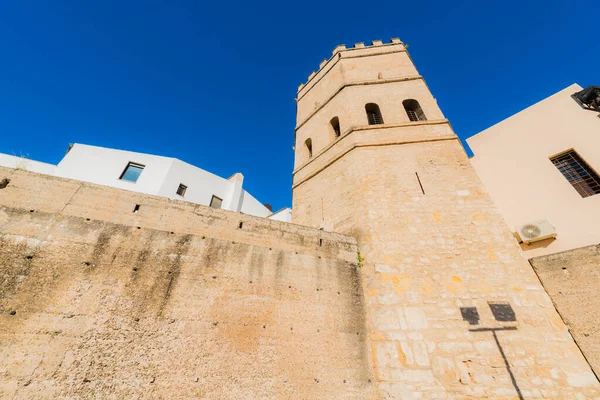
(403, 99, 426, 122)
(330, 117, 341, 138)
(210, 195, 223, 209)
(365, 103, 383, 125)
(550, 150, 600, 198)
(176, 183, 187, 197)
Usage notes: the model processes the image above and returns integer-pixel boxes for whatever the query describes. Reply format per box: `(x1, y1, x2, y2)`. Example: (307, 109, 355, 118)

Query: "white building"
(0, 143, 291, 221)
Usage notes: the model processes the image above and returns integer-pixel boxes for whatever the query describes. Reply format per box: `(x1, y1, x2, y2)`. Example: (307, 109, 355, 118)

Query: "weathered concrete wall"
(0, 167, 376, 399)
(530, 244, 600, 379)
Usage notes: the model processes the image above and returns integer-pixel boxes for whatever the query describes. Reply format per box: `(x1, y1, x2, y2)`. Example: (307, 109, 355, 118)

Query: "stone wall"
(0, 167, 376, 399)
(293, 139, 600, 398)
(530, 244, 600, 379)
(292, 40, 600, 399)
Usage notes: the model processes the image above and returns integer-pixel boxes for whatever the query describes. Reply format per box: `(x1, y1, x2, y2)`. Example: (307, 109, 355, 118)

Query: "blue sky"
(1, 1, 598, 211)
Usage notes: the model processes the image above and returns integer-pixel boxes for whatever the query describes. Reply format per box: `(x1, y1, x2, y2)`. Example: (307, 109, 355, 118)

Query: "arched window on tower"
(403, 99, 427, 122)
(365, 103, 383, 125)
(305, 138, 313, 159)
(330, 117, 341, 139)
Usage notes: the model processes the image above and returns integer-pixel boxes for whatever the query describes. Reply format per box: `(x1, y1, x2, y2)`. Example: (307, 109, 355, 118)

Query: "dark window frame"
(550, 149, 600, 198)
(210, 195, 223, 209)
(365, 103, 383, 125)
(119, 162, 145, 183)
(176, 183, 188, 197)
(403, 99, 427, 122)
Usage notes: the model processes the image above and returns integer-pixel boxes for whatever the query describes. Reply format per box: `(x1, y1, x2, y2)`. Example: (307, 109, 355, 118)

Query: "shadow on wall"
(460, 302, 524, 400)
(517, 235, 556, 254)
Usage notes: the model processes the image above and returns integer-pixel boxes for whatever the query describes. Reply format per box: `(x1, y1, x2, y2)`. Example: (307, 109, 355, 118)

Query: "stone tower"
(292, 39, 599, 398)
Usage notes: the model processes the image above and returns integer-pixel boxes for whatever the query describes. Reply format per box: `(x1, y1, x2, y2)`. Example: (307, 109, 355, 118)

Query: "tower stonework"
(292, 39, 599, 398)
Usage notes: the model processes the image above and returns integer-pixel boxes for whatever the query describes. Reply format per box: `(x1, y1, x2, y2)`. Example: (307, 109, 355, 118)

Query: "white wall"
(157, 159, 235, 209)
(2, 143, 274, 219)
(239, 190, 272, 217)
(0, 154, 56, 175)
(268, 207, 292, 222)
(54, 144, 173, 196)
(53, 143, 272, 218)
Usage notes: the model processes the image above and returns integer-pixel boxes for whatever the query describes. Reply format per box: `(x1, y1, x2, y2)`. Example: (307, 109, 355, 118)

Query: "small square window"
(120, 162, 145, 183)
(176, 184, 187, 197)
(209, 195, 223, 209)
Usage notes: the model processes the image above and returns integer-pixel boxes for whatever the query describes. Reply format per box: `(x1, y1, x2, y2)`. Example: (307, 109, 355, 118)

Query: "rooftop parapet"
(297, 38, 405, 93)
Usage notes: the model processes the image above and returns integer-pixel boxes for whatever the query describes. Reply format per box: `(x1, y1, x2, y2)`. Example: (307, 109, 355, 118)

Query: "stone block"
(405, 308, 428, 330)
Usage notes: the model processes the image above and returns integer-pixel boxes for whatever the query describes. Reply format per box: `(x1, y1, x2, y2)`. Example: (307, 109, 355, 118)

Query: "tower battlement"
(297, 38, 405, 93)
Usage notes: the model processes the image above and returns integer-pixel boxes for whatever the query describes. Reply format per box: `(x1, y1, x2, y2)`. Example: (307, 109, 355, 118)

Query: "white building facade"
(0, 143, 291, 221)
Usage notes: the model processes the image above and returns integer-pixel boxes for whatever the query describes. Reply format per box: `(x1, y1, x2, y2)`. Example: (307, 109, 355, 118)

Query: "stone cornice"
(292, 120, 456, 189)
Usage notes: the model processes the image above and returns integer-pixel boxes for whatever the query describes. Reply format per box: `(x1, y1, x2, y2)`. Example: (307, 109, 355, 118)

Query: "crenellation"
(331, 44, 346, 55)
(298, 38, 407, 94)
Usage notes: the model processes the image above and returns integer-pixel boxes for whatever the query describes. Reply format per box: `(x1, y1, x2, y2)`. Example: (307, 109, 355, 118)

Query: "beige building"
(468, 84, 600, 258)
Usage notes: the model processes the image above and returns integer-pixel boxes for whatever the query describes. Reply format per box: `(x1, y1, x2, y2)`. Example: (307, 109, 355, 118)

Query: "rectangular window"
(550, 150, 600, 198)
(120, 162, 145, 183)
(209, 195, 223, 209)
(176, 183, 187, 197)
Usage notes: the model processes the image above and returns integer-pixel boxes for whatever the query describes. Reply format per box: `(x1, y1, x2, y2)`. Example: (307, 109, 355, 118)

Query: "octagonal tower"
(292, 39, 599, 398)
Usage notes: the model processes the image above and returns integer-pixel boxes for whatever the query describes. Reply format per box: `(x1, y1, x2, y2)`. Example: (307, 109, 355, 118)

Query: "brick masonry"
(0, 167, 376, 399)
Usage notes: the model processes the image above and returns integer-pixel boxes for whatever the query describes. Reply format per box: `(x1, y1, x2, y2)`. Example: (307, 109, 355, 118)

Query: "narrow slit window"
(305, 138, 313, 158)
(120, 162, 145, 183)
(365, 103, 383, 125)
(550, 150, 600, 198)
(403, 99, 427, 122)
(133, 204, 140, 213)
(330, 117, 341, 138)
(176, 183, 187, 197)
(210, 195, 223, 209)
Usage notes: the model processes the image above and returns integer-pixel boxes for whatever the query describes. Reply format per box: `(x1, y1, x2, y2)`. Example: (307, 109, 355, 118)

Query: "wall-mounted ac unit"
(514, 219, 557, 244)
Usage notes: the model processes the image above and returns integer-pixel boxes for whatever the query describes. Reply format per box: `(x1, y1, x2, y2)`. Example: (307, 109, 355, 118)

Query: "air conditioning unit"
(514, 219, 557, 244)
